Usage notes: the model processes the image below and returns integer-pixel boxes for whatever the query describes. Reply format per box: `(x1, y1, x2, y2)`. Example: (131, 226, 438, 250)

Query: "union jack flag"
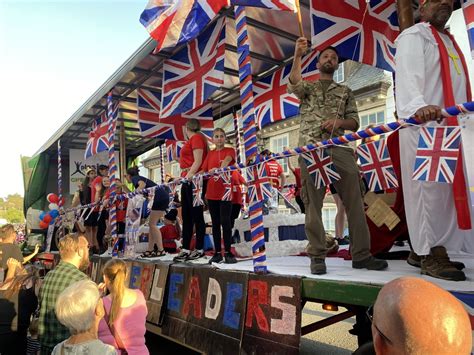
(192, 175, 204, 206)
(85, 104, 119, 159)
(413, 127, 462, 184)
(357, 139, 398, 192)
(254, 49, 320, 128)
(462, 0, 474, 59)
(139, 0, 229, 53)
(247, 164, 273, 203)
(161, 17, 225, 118)
(231, 0, 296, 11)
(221, 171, 232, 201)
(302, 149, 340, 189)
(451, 291, 474, 351)
(137, 88, 214, 141)
(310, 0, 399, 72)
(165, 140, 184, 162)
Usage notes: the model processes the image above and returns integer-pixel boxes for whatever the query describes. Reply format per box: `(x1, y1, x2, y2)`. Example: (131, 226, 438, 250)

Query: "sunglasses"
(366, 305, 393, 345)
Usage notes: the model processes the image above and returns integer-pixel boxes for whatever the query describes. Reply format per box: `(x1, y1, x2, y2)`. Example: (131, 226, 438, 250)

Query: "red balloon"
(47, 193, 59, 204)
(39, 221, 49, 229)
(43, 214, 53, 223)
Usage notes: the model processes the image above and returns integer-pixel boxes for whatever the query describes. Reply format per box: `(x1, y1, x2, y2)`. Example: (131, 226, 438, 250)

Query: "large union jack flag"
(310, 0, 399, 72)
(231, 0, 296, 11)
(85, 104, 119, 159)
(412, 127, 462, 184)
(254, 49, 320, 128)
(165, 140, 184, 162)
(137, 88, 214, 141)
(161, 17, 225, 118)
(139, 0, 229, 53)
(462, 0, 474, 59)
(247, 164, 273, 203)
(192, 175, 204, 206)
(357, 139, 398, 192)
(302, 149, 340, 189)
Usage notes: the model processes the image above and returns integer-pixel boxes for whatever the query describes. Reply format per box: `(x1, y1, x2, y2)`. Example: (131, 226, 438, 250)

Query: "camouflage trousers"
(299, 146, 371, 262)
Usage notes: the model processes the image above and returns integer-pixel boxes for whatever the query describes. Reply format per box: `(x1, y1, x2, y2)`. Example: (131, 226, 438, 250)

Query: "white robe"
(395, 23, 474, 255)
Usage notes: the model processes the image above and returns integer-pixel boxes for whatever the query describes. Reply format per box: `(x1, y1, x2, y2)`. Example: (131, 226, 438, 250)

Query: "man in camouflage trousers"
(288, 38, 388, 275)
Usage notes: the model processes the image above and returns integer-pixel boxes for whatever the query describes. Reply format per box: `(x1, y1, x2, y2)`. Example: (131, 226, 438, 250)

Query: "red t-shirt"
(179, 133, 208, 177)
(90, 176, 103, 204)
(160, 224, 180, 249)
(202, 148, 236, 201)
(104, 191, 128, 222)
(293, 168, 302, 197)
(231, 170, 246, 205)
(265, 161, 283, 188)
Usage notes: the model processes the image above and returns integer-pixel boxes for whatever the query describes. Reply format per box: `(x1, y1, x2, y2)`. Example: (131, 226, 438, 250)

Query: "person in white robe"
(395, 0, 474, 281)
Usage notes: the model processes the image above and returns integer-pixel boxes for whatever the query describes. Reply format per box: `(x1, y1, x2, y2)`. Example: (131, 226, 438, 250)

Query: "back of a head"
(55, 280, 100, 335)
(58, 233, 85, 260)
(0, 224, 15, 242)
(374, 277, 472, 355)
(186, 118, 201, 133)
(103, 259, 127, 325)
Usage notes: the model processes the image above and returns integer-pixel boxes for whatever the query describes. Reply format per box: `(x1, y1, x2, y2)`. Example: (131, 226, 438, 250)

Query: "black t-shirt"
(0, 286, 37, 334)
(131, 175, 156, 189)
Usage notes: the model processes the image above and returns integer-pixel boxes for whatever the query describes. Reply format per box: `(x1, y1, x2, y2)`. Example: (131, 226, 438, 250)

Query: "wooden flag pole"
(295, 0, 304, 37)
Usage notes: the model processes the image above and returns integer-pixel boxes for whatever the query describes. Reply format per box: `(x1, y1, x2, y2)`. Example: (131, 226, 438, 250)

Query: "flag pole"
(235, 5, 267, 274)
(295, 0, 305, 37)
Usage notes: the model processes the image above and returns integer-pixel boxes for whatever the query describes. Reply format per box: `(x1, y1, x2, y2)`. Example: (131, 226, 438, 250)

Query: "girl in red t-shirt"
(174, 119, 209, 262)
(202, 128, 237, 264)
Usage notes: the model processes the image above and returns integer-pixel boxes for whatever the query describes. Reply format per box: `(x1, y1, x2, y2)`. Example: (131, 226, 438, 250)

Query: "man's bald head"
(373, 277, 472, 355)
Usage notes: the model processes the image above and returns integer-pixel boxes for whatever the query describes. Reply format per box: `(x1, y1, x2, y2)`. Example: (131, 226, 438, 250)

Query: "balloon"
(39, 212, 46, 221)
(43, 214, 52, 223)
(49, 219, 55, 225)
(49, 210, 59, 218)
(39, 221, 49, 229)
(60, 197, 66, 206)
(47, 193, 59, 204)
(48, 203, 59, 211)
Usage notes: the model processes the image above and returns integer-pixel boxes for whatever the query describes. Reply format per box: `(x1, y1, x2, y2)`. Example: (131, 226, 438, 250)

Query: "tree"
(5, 209, 24, 224)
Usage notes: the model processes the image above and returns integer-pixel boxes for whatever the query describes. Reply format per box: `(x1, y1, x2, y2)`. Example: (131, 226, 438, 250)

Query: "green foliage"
(0, 194, 25, 223)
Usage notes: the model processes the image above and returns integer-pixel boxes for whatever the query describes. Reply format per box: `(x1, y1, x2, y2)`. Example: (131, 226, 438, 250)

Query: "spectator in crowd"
(98, 259, 148, 354)
(52, 280, 115, 355)
(174, 119, 209, 262)
(288, 38, 387, 274)
(26, 318, 40, 355)
(125, 166, 170, 257)
(0, 259, 39, 355)
(38, 233, 89, 355)
(287, 156, 304, 213)
(370, 277, 472, 355)
(81, 167, 98, 251)
(0, 224, 39, 278)
(261, 149, 286, 214)
(160, 209, 181, 253)
(202, 128, 237, 264)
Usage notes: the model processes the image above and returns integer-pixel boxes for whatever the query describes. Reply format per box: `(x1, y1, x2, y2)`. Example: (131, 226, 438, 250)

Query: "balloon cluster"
(38, 193, 65, 229)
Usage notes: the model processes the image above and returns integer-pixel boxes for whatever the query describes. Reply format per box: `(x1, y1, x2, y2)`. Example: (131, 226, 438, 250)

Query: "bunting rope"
(64, 102, 474, 223)
(235, 5, 267, 274)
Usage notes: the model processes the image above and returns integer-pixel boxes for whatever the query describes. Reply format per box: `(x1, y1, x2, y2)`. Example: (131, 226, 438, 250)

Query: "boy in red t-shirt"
(160, 209, 181, 253)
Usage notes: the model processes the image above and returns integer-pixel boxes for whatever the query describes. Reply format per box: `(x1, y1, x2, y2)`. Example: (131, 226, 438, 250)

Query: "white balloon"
(49, 203, 59, 211)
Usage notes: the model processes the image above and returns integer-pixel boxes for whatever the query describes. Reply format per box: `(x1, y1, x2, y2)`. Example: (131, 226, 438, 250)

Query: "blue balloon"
(39, 212, 46, 220)
(49, 210, 59, 218)
(49, 219, 55, 225)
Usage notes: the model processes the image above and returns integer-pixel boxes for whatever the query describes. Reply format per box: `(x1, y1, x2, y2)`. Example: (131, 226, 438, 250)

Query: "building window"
(270, 134, 289, 173)
(171, 163, 180, 179)
(360, 110, 385, 129)
(333, 63, 344, 83)
(322, 207, 337, 232)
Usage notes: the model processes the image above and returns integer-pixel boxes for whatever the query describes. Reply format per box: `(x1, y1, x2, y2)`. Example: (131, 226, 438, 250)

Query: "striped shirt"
(38, 261, 88, 353)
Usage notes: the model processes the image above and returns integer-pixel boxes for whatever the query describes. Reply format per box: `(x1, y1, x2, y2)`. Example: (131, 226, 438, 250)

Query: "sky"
(0, 2, 472, 199)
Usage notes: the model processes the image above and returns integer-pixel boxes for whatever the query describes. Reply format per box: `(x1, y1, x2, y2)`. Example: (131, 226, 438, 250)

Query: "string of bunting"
(62, 101, 473, 214)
